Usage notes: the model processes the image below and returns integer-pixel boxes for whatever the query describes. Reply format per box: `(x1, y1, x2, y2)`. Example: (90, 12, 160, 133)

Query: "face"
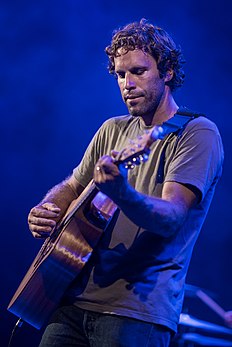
(114, 49, 169, 124)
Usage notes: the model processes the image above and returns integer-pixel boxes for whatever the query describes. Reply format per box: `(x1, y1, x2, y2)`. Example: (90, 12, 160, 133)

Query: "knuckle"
(29, 207, 36, 215)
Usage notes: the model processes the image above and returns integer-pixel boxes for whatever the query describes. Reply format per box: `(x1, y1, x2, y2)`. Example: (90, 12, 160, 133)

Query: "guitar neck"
(55, 124, 165, 234)
(58, 179, 98, 229)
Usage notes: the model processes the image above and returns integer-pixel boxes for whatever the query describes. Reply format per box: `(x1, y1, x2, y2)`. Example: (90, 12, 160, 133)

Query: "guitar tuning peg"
(132, 157, 141, 165)
(140, 153, 149, 162)
(124, 161, 135, 170)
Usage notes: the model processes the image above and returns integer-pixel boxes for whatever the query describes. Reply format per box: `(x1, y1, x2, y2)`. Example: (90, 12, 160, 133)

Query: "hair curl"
(105, 19, 185, 91)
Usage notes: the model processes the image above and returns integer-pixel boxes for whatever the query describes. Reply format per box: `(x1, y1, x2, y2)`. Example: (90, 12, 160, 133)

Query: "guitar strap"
(162, 106, 205, 137)
(154, 106, 205, 192)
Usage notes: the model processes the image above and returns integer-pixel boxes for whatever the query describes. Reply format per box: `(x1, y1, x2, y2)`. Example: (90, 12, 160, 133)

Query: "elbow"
(153, 222, 179, 239)
(160, 222, 181, 238)
(149, 209, 186, 238)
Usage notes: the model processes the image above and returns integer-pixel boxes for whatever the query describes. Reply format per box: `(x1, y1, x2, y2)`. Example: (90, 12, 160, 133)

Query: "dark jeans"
(39, 305, 171, 347)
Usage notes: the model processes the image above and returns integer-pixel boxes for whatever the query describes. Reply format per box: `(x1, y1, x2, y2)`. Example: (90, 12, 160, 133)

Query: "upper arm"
(162, 181, 198, 216)
(165, 118, 223, 203)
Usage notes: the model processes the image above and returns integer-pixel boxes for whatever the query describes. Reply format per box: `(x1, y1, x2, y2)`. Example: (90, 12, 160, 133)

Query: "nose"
(124, 72, 136, 90)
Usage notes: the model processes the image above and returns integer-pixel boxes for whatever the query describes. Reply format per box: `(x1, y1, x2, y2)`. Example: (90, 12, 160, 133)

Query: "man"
(28, 19, 224, 346)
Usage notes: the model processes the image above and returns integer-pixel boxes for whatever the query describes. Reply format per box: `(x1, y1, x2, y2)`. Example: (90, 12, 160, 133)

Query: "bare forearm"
(40, 178, 79, 221)
(112, 185, 185, 237)
(114, 186, 184, 237)
(40, 180, 78, 219)
(28, 174, 85, 238)
(93, 156, 195, 238)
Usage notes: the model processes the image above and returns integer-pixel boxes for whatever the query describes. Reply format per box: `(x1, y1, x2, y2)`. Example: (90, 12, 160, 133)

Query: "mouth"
(125, 94, 143, 100)
(125, 95, 143, 104)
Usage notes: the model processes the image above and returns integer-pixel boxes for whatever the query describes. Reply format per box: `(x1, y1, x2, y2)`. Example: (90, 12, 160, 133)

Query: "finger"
(94, 164, 111, 178)
(96, 155, 113, 166)
(111, 150, 119, 159)
(29, 215, 57, 228)
(31, 223, 54, 232)
(32, 231, 50, 239)
(41, 202, 61, 213)
(29, 224, 54, 238)
(99, 157, 118, 174)
(30, 206, 60, 219)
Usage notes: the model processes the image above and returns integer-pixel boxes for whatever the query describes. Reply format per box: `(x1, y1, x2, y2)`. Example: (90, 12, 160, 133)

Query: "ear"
(164, 70, 173, 82)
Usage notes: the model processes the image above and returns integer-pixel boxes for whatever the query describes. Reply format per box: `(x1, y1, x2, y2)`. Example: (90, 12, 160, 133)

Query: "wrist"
(113, 182, 137, 206)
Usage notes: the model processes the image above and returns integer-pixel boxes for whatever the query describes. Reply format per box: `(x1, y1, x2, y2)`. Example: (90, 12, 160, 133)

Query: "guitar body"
(8, 184, 114, 329)
(8, 125, 165, 329)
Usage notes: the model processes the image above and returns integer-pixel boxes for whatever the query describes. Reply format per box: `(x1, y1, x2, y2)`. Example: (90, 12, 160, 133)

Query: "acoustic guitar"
(8, 125, 164, 329)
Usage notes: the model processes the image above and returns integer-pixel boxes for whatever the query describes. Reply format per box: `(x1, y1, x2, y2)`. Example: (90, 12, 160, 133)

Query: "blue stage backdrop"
(1, 1, 232, 345)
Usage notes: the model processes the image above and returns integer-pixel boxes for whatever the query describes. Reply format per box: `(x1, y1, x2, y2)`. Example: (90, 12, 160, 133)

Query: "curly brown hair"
(105, 19, 185, 91)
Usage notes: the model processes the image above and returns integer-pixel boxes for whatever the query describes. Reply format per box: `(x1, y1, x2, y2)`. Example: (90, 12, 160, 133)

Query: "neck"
(142, 86, 179, 126)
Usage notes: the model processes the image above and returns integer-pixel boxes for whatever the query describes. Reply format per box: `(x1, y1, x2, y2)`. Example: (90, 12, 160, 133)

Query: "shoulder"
(97, 114, 138, 138)
(89, 115, 132, 140)
(179, 115, 224, 164)
(176, 106, 221, 135)
(181, 116, 223, 151)
(185, 116, 220, 134)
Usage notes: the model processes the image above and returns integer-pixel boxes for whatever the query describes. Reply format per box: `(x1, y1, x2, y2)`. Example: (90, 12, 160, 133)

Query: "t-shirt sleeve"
(164, 117, 224, 201)
(73, 118, 117, 188)
(73, 127, 103, 187)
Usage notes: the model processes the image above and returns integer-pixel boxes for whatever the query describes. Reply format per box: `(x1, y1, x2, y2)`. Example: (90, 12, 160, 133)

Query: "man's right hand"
(28, 202, 61, 239)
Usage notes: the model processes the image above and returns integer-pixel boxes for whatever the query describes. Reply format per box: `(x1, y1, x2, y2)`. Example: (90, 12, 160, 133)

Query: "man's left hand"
(94, 154, 128, 200)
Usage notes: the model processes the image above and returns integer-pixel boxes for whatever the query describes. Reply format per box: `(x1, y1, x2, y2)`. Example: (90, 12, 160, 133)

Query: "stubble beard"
(127, 95, 160, 121)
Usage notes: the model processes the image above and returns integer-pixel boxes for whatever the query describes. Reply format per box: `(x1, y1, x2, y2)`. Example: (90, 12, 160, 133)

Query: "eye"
(133, 68, 146, 75)
(115, 71, 125, 79)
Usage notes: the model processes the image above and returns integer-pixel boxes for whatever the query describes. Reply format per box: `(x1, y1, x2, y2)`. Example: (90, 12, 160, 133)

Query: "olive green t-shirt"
(70, 113, 223, 332)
